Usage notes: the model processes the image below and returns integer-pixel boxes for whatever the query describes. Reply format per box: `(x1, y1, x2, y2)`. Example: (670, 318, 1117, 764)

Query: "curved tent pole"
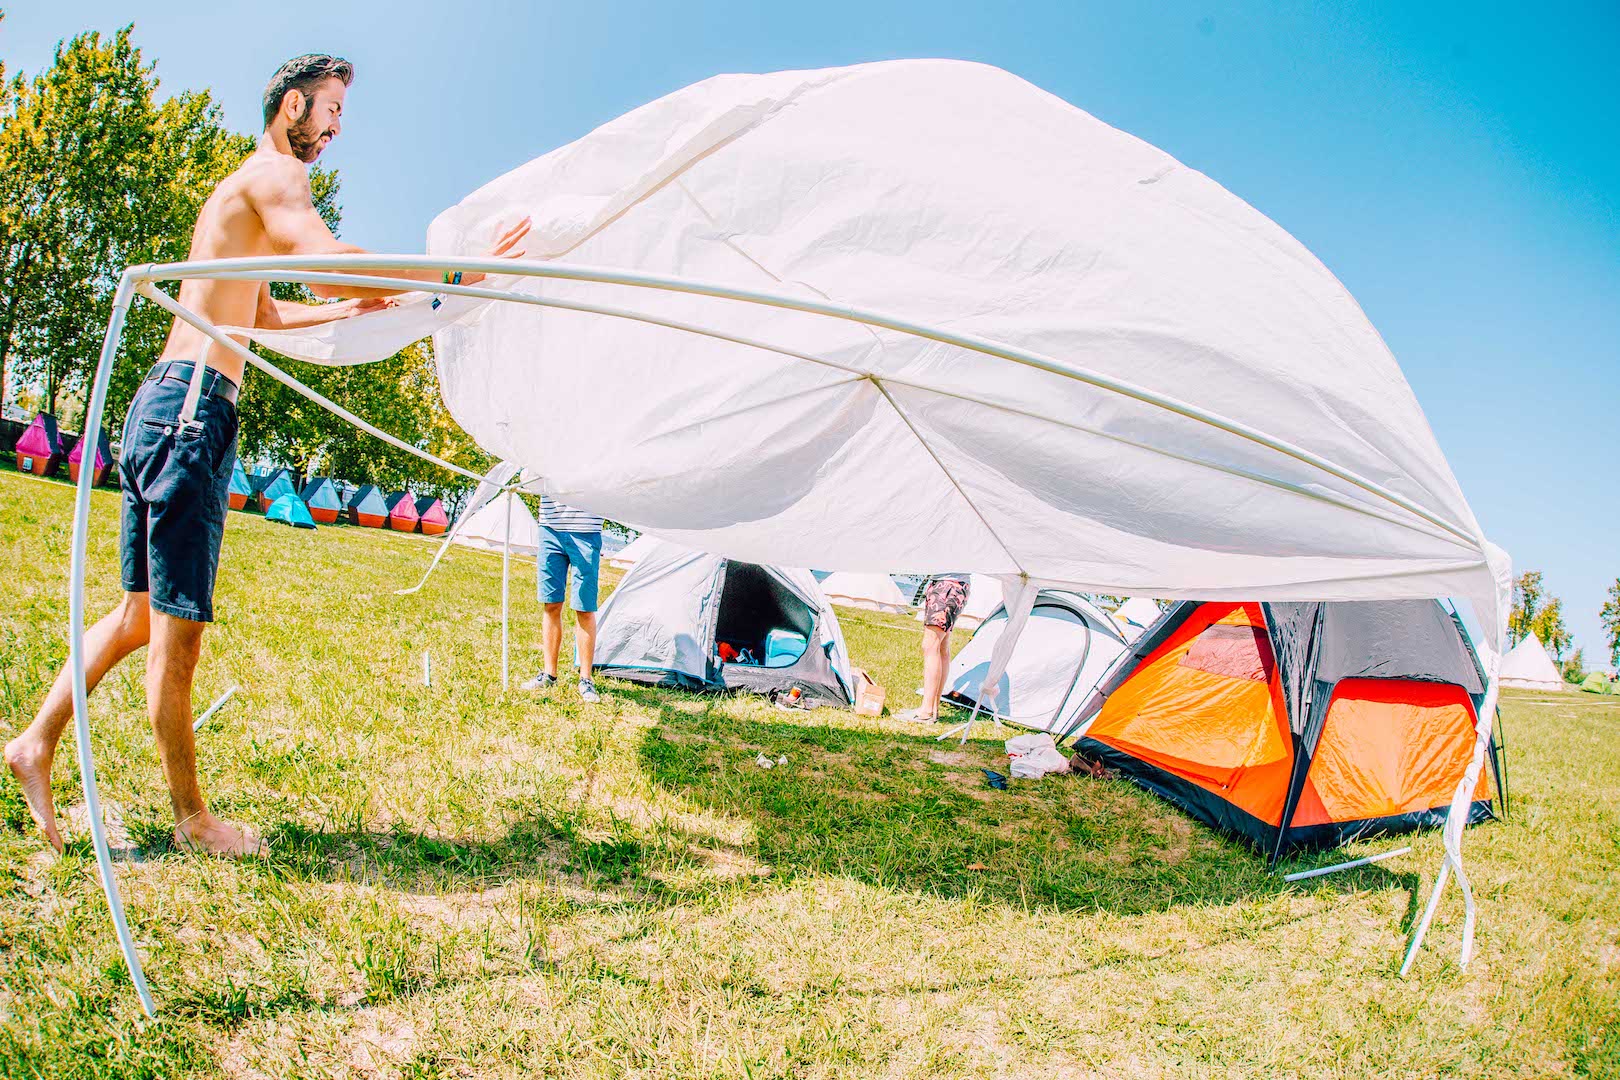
(134, 284, 486, 484)
(68, 271, 157, 1016)
(140, 255, 1480, 547)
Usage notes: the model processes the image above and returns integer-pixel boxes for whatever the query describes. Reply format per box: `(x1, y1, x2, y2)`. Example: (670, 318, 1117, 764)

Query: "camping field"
(0, 466, 1616, 1079)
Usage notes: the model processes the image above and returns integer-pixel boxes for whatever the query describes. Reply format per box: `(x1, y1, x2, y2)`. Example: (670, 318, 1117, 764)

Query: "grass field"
(1, 465, 1617, 1078)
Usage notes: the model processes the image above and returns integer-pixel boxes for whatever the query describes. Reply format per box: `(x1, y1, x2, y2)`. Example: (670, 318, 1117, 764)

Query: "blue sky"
(5, 2, 1616, 660)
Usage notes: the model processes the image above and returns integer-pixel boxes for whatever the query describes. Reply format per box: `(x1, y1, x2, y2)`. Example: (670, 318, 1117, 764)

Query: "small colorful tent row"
(345, 484, 389, 528)
(14, 413, 64, 477)
(253, 468, 298, 512)
(265, 494, 317, 529)
(384, 491, 419, 532)
(415, 495, 448, 535)
(228, 461, 254, 510)
(67, 427, 115, 487)
(1067, 599, 1504, 860)
(300, 477, 344, 524)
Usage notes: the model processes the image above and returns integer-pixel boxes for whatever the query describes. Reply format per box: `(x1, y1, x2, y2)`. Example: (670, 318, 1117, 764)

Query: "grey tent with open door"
(593, 539, 855, 706)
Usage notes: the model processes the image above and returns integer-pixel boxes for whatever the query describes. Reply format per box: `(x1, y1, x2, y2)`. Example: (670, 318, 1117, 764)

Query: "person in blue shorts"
(522, 496, 604, 702)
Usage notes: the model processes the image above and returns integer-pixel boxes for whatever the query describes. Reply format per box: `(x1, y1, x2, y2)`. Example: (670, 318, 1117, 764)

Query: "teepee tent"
(384, 490, 420, 532)
(1068, 600, 1504, 859)
(299, 477, 344, 524)
(1113, 597, 1165, 641)
(227, 460, 254, 510)
(820, 571, 911, 613)
(1498, 633, 1566, 691)
(607, 533, 658, 569)
(14, 413, 64, 477)
(945, 591, 1131, 732)
(67, 427, 114, 487)
(453, 490, 539, 555)
(265, 493, 317, 529)
(345, 484, 389, 528)
(594, 540, 855, 705)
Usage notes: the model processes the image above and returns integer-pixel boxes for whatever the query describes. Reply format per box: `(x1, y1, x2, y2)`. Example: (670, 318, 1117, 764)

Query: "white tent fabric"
(946, 592, 1132, 733)
(233, 59, 1507, 643)
(454, 490, 539, 556)
(1112, 596, 1164, 641)
(607, 533, 659, 569)
(1498, 634, 1566, 691)
(820, 571, 911, 613)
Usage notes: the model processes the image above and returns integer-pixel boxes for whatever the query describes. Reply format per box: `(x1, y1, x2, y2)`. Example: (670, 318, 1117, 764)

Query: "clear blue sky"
(5, 2, 1616, 660)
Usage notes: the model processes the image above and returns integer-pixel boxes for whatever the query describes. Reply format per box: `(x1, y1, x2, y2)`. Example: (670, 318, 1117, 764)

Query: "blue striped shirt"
(538, 496, 603, 534)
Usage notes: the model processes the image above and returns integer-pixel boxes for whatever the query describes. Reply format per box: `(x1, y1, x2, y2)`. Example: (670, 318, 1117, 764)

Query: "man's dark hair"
(262, 54, 354, 129)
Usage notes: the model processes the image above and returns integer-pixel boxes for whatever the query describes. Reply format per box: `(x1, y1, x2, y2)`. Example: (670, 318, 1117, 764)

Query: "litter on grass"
(1006, 732, 1072, 779)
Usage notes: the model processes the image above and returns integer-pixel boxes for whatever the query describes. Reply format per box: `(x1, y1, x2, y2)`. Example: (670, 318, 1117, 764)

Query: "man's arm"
(252, 157, 531, 299)
(255, 283, 394, 328)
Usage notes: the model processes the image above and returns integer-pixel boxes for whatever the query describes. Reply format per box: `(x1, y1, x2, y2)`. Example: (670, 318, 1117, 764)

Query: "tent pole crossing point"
(64, 254, 1507, 1008)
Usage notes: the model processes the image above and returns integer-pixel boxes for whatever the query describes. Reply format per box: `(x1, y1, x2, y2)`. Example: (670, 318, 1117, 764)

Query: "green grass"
(1, 464, 1617, 1078)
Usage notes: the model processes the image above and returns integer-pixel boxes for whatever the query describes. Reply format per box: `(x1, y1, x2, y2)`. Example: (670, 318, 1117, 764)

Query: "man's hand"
(461, 217, 533, 286)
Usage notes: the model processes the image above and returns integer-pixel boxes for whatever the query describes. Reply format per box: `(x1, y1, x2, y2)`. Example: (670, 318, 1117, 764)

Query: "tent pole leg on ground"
(937, 697, 988, 746)
(192, 685, 239, 733)
(502, 492, 512, 691)
(67, 270, 157, 1017)
(1283, 846, 1409, 882)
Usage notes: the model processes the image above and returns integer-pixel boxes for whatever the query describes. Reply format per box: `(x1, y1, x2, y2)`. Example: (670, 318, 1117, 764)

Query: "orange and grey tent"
(1065, 600, 1504, 860)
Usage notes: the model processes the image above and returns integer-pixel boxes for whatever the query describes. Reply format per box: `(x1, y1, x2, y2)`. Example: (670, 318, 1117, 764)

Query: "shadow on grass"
(619, 686, 1416, 919)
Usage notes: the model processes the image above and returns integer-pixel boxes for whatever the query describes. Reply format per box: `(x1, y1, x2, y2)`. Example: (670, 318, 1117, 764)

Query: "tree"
(1532, 596, 1573, 662)
(1601, 578, 1620, 671)
(1561, 648, 1585, 684)
(1509, 571, 1545, 644)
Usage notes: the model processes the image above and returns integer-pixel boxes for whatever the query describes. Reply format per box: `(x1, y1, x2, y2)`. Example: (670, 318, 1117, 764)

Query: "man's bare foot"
(5, 736, 63, 853)
(173, 811, 265, 858)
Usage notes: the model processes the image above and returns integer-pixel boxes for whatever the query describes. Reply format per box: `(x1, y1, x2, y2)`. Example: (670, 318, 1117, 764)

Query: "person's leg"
(542, 602, 566, 677)
(145, 610, 257, 855)
(920, 625, 949, 717)
(568, 533, 602, 680)
(5, 592, 152, 851)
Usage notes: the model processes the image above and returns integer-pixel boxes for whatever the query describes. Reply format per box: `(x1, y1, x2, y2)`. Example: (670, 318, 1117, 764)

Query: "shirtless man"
(4, 54, 530, 856)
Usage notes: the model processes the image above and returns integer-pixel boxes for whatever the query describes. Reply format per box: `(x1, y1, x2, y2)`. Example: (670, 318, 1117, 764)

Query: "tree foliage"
(1601, 578, 1620, 671)
(1509, 570, 1573, 660)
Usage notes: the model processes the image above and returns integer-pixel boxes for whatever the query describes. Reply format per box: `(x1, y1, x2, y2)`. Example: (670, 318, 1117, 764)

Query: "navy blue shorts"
(118, 371, 239, 622)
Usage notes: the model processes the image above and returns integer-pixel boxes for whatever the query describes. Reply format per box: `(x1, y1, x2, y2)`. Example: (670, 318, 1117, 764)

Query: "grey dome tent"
(593, 539, 855, 706)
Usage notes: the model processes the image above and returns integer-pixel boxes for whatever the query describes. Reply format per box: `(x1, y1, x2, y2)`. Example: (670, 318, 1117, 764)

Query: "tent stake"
(501, 492, 512, 691)
(192, 685, 240, 732)
(422, 651, 431, 687)
(1283, 846, 1409, 882)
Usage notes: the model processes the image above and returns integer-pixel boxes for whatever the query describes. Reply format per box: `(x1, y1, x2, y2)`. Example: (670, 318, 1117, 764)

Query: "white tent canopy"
(454, 489, 539, 556)
(66, 59, 1512, 1010)
(820, 571, 911, 613)
(1498, 633, 1566, 691)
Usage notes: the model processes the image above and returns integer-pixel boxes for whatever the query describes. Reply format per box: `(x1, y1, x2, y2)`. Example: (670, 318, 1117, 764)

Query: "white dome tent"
(65, 60, 1510, 1012)
(944, 591, 1132, 733)
(1112, 596, 1165, 641)
(820, 571, 912, 613)
(607, 533, 659, 569)
(1498, 633, 1566, 691)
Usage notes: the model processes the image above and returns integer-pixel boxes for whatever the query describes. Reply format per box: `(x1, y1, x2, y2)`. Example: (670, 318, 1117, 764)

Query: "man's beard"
(287, 111, 334, 163)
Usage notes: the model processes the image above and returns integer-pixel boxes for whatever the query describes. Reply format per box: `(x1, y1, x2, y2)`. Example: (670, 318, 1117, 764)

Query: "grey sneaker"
(520, 672, 558, 691)
(898, 708, 939, 724)
(577, 678, 601, 704)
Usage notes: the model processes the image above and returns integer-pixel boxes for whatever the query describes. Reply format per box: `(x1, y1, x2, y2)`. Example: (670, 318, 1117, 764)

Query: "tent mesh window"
(714, 562, 813, 666)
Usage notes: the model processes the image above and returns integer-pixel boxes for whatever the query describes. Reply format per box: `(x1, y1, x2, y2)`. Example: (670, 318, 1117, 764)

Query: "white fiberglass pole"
(502, 492, 512, 691)
(69, 272, 156, 1016)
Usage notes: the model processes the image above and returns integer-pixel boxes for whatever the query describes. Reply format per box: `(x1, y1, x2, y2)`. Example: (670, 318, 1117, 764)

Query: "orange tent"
(1066, 600, 1504, 860)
